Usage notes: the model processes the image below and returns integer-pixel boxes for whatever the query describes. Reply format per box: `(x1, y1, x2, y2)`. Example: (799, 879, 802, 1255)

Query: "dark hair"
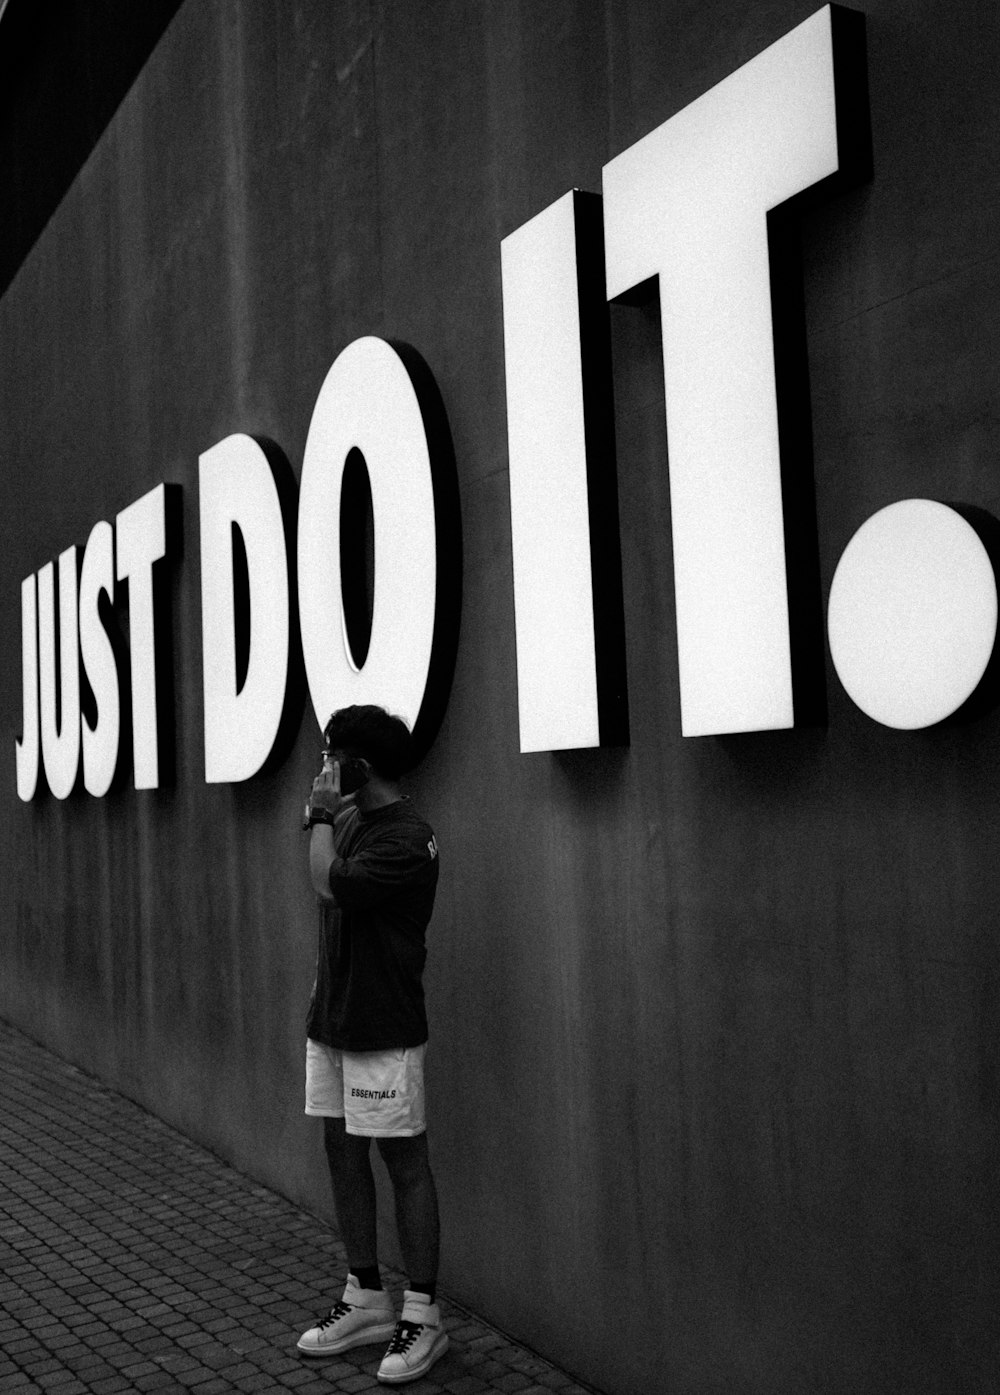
(323, 705, 413, 779)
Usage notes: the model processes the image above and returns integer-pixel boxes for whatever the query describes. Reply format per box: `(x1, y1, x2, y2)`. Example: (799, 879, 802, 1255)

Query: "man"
(296, 704, 448, 1385)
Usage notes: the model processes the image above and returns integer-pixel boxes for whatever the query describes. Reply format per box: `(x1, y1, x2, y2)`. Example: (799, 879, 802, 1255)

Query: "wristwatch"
(302, 805, 335, 831)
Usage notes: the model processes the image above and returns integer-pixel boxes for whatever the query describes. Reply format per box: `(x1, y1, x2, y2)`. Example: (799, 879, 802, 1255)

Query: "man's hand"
(309, 758, 355, 819)
(307, 758, 354, 897)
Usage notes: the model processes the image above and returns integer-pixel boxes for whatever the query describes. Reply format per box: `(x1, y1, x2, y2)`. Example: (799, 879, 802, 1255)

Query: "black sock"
(409, 1281, 436, 1304)
(353, 1265, 382, 1291)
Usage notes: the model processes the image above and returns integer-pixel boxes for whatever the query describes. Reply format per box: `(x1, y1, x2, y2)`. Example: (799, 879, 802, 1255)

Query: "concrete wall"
(2, 2, 999, 1391)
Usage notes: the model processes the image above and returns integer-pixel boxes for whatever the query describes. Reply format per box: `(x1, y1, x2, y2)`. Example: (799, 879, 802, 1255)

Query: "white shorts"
(304, 1038, 427, 1137)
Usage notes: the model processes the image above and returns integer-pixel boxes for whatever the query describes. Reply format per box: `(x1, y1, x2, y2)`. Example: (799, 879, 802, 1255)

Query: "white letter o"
(297, 337, 453, 741)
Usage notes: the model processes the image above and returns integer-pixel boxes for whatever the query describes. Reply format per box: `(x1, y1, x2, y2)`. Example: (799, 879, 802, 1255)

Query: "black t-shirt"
(306, 798, 439, 1051)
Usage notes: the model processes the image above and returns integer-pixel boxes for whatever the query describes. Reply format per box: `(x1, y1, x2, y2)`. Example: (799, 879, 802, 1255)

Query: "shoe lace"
(385, 1319, 423, 1355)
(316, 1299, 353, 1330)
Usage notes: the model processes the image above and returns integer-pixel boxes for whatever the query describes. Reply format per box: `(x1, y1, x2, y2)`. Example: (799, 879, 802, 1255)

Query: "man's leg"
(374, 1133, 448, 1383)
(323, 1116, 379, 1271)
(298, 1118, 397, 1355)
(375, 1132, 440, 1291)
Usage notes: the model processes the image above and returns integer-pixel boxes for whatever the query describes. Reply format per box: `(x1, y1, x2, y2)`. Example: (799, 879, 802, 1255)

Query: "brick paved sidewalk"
(0, 1021, 598, 1395)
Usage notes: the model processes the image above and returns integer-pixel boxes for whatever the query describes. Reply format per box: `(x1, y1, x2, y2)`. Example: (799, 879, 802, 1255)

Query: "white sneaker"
(297, 1274, 397, 1356)
(377, 1290, 449, 1384)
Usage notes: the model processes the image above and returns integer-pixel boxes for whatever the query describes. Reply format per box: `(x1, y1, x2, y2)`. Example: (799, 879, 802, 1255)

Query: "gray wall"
(2, 3, 999, 1392)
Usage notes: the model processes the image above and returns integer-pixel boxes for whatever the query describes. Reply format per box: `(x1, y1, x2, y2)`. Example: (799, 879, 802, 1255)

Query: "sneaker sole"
(298, 1319, 398, 1356)
(377, 1330, 450, 1383)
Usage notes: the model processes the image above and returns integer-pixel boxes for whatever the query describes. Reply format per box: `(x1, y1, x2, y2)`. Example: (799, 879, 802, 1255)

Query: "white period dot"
(828, 499, 998, 730)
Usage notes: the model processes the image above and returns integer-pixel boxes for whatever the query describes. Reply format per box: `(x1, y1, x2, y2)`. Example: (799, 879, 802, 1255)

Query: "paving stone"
(468, 1334, 507, 1354)
(21, 1360, 64, 1379)
(253, 1352, 304, 1376)
(173, 1370, 218, 1389)
(295, 1358, 356, 1381)
(185, 1344, 248, 1371)
(133, 1335, 180, 1357)
(505, 1355, 555, 1379)
(467, 1361, 510, 1383)
(174, 1333, 217, 1352)
(491, 1375, 534, 1394)
(4, 1338, 43, 1358)
(43, 1345, 89, 1366)
(132, 1375, 182, 1392)
(159, 1320, 201, 1339)
(447, 1325, 487, 1344)
(66, 1362, 116, 1384)
(118, 1362, 163, 1381)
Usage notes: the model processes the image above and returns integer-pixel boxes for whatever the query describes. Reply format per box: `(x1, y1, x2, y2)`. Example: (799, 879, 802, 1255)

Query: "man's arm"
(326, 835, 438, 909)
(309, 822, 337, 901)
(306, 758, 352, 901)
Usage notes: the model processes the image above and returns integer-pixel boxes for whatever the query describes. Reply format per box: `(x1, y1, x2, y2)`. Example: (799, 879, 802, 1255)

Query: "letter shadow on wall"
(234, 437, 306, 779)
(575, 192, 630, 751)
(389, 341, 464, 770)
(767, 214, 829, 732)
(119, 483, 184, 792)
(80, 551, 132, 798)
(152, 483, 183, 789)
(768, 4, 872, 732)
(937, 504, 1000, 727)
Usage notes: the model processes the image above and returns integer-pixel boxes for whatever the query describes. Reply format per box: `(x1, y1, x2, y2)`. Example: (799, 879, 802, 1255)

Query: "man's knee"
(376, 1132, 432, 1185)
(323, 1116, 371, 1165)
(322, 1115, 345, 1151)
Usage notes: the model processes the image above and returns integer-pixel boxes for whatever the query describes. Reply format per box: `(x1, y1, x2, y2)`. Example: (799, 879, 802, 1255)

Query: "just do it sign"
(14, 6, 999, 800)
